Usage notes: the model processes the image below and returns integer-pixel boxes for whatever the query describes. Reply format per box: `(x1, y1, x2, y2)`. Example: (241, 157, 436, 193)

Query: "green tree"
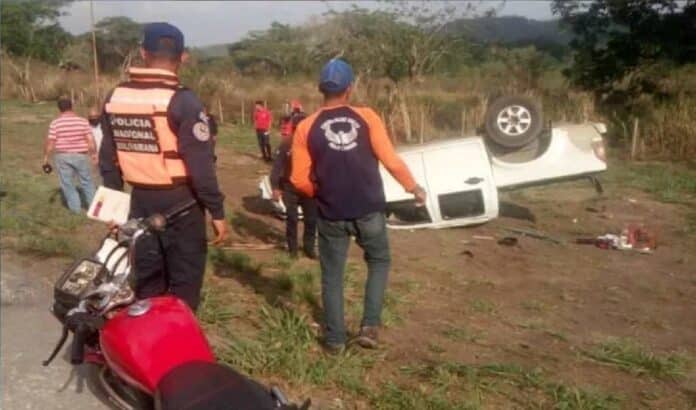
(0, 0, 72, 64)
(552, 0, 696, 95)
(228, 22, 315, 76)
(93, 16, 142, 72)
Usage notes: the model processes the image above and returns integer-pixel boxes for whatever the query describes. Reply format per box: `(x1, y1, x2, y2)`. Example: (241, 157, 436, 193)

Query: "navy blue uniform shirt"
(100, 88, 225, 220)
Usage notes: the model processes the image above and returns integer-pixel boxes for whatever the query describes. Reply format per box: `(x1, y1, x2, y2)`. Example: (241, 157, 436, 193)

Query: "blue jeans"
(54, 152, 96, 213)
(318, 212, 391, 345)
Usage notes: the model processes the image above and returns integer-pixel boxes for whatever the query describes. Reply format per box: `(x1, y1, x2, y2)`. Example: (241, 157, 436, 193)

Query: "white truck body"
(260, 123, 607, 229)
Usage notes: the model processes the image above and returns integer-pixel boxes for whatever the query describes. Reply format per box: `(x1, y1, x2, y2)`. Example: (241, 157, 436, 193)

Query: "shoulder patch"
(193, 121, 210, 142)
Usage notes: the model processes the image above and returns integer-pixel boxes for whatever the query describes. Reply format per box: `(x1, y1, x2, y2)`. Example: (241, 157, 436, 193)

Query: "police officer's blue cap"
(319, 59, 354, 93)
(142, 22, 185, 55)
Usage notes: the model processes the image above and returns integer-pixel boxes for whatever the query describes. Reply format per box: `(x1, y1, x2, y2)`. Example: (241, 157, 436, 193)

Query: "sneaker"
(354, 326, 379, 349)
(322, 342, 345, 356)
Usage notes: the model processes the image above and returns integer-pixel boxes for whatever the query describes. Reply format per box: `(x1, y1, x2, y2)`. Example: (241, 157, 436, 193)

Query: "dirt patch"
(210, 146, 696, 407)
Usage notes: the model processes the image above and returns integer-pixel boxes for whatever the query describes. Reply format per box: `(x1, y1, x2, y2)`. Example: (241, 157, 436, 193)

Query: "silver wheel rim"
(496, 105, 532, 137)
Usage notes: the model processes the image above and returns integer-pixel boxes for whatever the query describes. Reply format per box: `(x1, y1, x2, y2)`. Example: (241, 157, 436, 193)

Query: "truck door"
(421, 139, 499, 226)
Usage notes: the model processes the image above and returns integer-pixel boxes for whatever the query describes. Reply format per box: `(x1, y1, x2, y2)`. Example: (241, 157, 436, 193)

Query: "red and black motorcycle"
(43, 200, 310, 410)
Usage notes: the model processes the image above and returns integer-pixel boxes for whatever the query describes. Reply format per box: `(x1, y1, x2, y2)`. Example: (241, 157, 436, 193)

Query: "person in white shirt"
(88, 107, 103, 157)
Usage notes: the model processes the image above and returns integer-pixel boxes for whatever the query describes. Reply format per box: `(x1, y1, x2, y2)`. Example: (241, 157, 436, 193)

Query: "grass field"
(2, 99, 695, 409)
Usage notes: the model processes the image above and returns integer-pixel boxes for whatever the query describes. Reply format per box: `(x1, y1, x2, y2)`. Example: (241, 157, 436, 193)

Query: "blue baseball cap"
(142, 22, 184, 55)
(319, 59, 354, 93)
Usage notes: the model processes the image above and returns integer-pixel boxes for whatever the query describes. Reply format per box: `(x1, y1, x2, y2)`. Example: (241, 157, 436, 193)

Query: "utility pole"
(90, 0, 101, 103)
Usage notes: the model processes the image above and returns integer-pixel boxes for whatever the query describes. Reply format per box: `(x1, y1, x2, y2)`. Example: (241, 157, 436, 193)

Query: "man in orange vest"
(99, 22, 228, 310)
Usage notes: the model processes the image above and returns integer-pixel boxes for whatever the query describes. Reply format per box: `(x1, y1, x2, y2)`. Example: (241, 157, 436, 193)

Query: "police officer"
(270, 100, 316, 258)
(99, 22, 228, 311)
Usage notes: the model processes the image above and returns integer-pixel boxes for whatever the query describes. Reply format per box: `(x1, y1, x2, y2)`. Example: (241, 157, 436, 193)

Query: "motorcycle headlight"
(57, 259, 108, 299)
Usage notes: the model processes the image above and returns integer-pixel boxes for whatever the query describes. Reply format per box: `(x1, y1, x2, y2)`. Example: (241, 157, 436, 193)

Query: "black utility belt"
(127, 178, 190, 190)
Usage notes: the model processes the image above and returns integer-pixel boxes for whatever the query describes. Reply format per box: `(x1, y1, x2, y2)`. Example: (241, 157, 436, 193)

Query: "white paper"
(87, 186, 131, 225)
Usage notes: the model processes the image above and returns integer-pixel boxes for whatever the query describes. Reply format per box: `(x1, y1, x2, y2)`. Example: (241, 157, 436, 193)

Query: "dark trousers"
(133, 205, 207, 311)
(283, 188, 317, 253)
(317, 212, 391, 345)
(256, 129, 272, 161)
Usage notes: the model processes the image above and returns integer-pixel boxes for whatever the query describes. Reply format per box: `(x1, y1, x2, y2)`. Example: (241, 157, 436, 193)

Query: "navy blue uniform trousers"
(131, 187, 207, 311)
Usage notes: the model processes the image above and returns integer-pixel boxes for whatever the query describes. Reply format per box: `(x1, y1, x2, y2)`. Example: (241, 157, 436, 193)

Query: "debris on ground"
(497, 237, 518, 247)
(576, 224, 657, 253)
(460, 250, 474, 258)
(473, 235, 495, 241)
(503, 227, 563, 244)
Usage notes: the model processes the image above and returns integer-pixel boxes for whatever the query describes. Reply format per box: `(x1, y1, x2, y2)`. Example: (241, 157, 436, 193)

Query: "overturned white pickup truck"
(260, 97, 607, 229)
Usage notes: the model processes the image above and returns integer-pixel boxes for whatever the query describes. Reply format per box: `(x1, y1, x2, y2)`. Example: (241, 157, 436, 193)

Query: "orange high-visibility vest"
(104, 67, 188, 189)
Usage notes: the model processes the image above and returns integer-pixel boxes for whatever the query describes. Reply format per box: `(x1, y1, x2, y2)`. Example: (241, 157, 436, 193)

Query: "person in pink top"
(253, 100, 273, 162)
(42, 98, 97, 213)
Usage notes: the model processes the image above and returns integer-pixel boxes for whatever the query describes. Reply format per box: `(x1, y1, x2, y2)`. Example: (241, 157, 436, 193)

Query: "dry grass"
(2, 53, 694, 158)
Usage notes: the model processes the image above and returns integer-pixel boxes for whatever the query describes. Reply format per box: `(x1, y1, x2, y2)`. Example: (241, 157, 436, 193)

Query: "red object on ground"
(99, 296, 215, 394)
(624, 224, 658, 250)
(254, 107, 272, 130)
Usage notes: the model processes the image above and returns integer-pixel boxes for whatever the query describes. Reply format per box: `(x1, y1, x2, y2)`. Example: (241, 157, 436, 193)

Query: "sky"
(59, 1, 555, 47)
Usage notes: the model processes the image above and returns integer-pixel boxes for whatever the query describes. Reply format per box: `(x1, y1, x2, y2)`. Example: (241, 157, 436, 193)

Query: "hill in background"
(191, 43, 231, 60)
(193, 15, 570, 60)
(445, 16, 569, 45)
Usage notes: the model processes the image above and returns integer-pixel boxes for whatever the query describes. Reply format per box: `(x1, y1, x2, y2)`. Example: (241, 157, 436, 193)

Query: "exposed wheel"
(484, 95, 543, 149)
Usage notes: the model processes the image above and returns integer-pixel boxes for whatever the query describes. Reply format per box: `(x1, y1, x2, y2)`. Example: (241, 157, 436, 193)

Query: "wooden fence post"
(419, 106, 425, 144)
(631, 118, 640, 160)
(240, 100, 246, 126)
(461, 109, 467, 137)
(217, 98, 224, 124)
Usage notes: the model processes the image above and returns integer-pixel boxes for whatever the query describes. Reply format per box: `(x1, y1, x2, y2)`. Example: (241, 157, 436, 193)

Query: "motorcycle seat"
(154, 360, 278, 410)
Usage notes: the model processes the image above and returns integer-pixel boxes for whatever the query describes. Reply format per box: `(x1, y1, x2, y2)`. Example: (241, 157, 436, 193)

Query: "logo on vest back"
(321, 117, 360, 151)
(110, 114, 160, 153)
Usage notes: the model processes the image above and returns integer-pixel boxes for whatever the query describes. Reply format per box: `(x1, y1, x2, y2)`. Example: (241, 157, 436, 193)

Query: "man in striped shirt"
(42, 98, 97, 213)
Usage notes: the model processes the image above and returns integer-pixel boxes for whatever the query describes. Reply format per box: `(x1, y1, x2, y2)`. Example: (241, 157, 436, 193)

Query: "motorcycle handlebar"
(70, 324, 87, 365)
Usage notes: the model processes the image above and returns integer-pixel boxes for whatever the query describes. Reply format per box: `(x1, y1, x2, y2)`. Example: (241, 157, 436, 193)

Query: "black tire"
(484, 95, 543, 149)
